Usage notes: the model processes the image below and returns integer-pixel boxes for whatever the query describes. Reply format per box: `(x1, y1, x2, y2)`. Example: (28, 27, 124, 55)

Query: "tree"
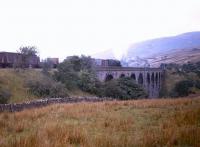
(54, 55, 98, 91)
(195, 80, 200, 89)
(80, 55, 95, 71)
(0, 89, 11, 104)
(101, 77, 147, 99)
(172, 80, 194, 97)
(16, 46, 38, 69)
(41, 59, 52, 75)
(54, 56, 81, 89)
(78, 70, 98, 93)
(26, 76, 68, 98)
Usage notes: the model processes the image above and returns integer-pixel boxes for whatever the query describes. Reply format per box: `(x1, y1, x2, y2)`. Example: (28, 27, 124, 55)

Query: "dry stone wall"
(0, 97, 113, 112)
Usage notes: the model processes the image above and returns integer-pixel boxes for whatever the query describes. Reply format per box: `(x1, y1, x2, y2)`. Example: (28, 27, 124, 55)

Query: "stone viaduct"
(95, 67, 163, 98)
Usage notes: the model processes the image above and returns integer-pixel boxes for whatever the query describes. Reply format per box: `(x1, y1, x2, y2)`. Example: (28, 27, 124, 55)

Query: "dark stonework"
(0, 97, 114, 112)
(95, 67, 163, 98)
(0, 52, 40, 68)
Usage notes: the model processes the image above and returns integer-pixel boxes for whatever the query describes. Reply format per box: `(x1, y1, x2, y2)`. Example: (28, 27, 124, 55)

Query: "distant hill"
(122, 32, 200, 67)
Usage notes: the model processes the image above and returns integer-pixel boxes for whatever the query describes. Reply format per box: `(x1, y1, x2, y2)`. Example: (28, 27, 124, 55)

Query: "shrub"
(77, 70, 100, 93)
(172, 80, 194, 97)
(26, 77, 68, 98)
(194, 80, 200, 89)
(100, 77, 147, 99)
(41, 60, 52, 75)
(0, 89, 11, 104)
(54, 55, 96, 90)
(196, 71, 200, 78)
(54, 58, 80, 89)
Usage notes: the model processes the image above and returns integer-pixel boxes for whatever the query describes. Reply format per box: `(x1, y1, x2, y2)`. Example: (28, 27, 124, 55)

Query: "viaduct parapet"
(95, 67, 163, 98)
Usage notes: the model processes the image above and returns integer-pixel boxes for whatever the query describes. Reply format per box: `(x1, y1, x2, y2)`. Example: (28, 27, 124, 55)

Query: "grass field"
(0, 97, 199, 147)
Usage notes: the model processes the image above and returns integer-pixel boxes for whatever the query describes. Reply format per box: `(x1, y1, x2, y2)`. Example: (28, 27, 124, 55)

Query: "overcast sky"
(0, 0, 199, 60)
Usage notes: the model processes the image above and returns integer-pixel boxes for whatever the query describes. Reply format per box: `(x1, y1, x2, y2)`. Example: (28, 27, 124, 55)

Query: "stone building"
(0, 52, 40, 68)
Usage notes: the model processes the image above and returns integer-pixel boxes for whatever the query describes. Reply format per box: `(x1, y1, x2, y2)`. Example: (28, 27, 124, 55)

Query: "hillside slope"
(0, 69, 93, 103)
(146, 48, 200, 67)
(0, 69, 41, 103)
(122, 32, 200, 67)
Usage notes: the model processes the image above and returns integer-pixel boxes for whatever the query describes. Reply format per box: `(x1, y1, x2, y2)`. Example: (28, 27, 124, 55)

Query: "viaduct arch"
(95, 67, 163, 98)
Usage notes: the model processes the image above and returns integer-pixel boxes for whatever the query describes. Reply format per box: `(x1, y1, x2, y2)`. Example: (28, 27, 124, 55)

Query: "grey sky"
(0, 0, 199, 60)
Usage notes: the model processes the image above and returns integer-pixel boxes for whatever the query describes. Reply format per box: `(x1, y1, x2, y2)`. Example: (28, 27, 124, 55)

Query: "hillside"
(122, 32, 200, 67)
(0, 69, 42, 103)
(0, 98, 199, 146)
(146, 48, 200, 67)
(0, 69, 93, 103)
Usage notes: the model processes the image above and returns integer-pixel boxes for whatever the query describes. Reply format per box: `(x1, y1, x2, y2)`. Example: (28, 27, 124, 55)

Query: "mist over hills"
(91, 32, 200, 67)
(122, 31, 200, 67)
(91, 49, 116, 60)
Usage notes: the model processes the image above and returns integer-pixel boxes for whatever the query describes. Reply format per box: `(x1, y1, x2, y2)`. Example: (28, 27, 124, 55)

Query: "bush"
(41, 60, 52, 75)
(0, 89, 11, 104)
(77, 70, 100, 93)
(196, 71, 200, 78)
(194, 80, 200, 89)
(26, 77, 68, 98)
(172, 80, 194, 97)
(54, 57, 80, 89)
(54, 55, 96, 90)
(99, 77, 147, 100)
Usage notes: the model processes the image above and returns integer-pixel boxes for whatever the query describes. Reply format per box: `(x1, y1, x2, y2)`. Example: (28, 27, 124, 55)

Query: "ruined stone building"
(0, 52, 40, 68)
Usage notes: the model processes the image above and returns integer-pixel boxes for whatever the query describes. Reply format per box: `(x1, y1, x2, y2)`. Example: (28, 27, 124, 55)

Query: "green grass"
(0, 69, 94, 103)
(0, 97, 199, 147)
(0, 69, 41, 103)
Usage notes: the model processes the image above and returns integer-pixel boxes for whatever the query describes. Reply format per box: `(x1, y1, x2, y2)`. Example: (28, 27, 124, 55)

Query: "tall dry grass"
(0, 97, 199, 147)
